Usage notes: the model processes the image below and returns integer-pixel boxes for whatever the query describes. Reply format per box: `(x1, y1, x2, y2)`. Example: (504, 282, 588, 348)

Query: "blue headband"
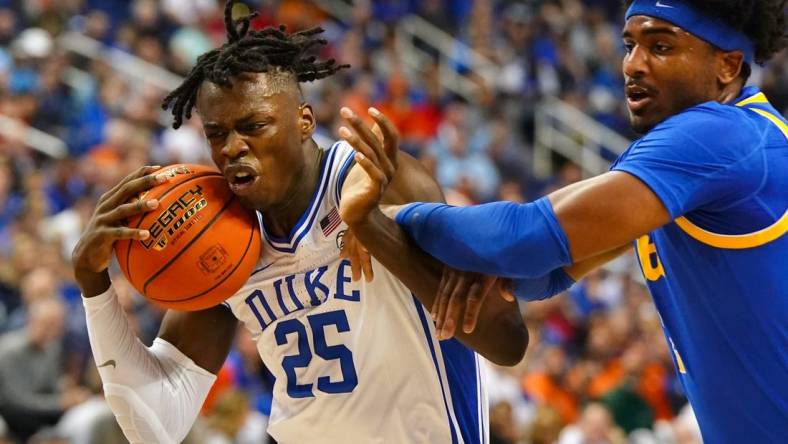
(625, 0, 754, 63)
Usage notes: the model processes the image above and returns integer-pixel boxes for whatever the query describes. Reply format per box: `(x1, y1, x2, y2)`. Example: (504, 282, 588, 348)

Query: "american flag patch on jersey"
(320, 207, 342, 236)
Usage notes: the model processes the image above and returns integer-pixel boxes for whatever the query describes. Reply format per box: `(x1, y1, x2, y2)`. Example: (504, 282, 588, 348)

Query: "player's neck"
(718, 79, 746, 105)
(262, 141, 324, 238)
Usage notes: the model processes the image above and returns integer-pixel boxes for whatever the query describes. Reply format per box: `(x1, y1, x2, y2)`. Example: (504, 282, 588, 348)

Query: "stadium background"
(0, 0, 784, 443)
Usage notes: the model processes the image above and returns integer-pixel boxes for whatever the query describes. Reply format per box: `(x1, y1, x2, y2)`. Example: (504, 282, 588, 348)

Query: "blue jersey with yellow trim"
(611, 86, 788, 443)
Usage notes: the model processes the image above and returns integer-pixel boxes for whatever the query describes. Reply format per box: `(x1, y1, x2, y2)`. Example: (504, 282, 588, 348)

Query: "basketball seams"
(141, 191, 235, 296)
(122, 171, 223, 287)
(149, 218, 258, 305)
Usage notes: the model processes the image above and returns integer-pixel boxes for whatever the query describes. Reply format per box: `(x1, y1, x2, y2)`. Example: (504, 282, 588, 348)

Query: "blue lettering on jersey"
(244, 259, 361, 330)
(335, 260, 360, 301)
(245, 289, 276, 330)
(305, 266, 330, 306)
(275, 310, 358, 398)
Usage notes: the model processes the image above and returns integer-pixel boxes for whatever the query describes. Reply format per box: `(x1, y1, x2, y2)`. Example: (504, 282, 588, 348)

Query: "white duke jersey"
(222, 141, 489, 444)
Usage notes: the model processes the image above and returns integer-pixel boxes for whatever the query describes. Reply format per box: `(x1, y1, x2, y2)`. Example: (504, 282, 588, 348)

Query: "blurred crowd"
(0, 0, 785, 443)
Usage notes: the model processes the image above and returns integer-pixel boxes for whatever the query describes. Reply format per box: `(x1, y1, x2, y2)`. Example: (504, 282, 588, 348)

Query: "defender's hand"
(338, 107, 399, 226)
(72, 166, 167, 278)
(339, 228, 374, 282)
(340, 205, 408, 283)
(432, 268, 515, 339)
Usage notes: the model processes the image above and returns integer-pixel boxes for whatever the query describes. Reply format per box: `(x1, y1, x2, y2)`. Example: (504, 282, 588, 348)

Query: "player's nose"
(221, 131, 250, 160)
(623, 45, 649, 79)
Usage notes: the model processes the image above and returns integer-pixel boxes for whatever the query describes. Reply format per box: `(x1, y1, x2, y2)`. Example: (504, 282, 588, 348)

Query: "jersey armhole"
(334, 151, 357, 205)
(611, 166, 681, 219)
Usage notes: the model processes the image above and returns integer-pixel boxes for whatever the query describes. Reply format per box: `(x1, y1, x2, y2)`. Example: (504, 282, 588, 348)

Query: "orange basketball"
(114, 164, 261, 311)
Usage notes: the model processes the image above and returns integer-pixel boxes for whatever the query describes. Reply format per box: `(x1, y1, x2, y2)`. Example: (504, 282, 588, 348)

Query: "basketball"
(114, 164, 261, 311)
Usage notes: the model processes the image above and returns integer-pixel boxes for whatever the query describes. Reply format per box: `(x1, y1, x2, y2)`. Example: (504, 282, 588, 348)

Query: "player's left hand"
(337, 106, 399, 227)
(432, 268, 515, 339)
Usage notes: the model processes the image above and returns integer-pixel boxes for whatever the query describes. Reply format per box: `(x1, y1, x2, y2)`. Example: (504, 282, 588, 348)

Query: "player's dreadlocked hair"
(623, 0, 786, 70)
(162, 0, 349, 129)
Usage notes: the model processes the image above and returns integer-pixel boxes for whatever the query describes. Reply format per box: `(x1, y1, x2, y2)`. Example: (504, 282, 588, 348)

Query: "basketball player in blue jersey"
(69, 1, 528, 443)
(341, 0, 787, 442)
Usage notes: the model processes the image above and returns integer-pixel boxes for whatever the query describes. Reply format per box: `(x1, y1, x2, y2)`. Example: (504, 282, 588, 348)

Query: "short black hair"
(623, 0, 786, 67)
(162, 0, 349, 129)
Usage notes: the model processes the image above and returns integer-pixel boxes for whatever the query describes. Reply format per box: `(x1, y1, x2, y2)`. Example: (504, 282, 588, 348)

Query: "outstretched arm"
(338, 108, 527, 366)
(395, 171, 670, 278)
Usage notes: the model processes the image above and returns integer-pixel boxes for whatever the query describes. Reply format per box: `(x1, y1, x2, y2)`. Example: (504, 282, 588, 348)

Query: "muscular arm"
(564, 244, 633, 281)
(550, 172, 668, 263)
(396, 171, 669, 278)
(345, 153, 528, 366)
(158, 305, 238, 374)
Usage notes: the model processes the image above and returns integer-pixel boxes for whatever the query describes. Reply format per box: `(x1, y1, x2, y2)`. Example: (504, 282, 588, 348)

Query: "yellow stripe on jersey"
(674, 97, 788, 249)
(675, 210, 788, 249)
(736, 93, 787, 138)
(735, 92, 769, 106)
(669, 338, 687, 374)
(748, 108, 788, 139)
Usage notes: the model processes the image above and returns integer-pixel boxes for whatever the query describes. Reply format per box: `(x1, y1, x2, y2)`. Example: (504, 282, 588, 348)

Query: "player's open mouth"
(626, 85, 653, 113)
(225, 165, 259, 196)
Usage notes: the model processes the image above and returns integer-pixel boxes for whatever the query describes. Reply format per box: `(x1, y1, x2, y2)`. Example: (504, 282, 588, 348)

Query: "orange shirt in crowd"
(522, 372, 578, 424)
(587, 359, 673, 420)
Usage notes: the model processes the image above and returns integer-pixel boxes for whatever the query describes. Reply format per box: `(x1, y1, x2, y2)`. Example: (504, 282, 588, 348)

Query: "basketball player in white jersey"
(70, 3, 528, 443)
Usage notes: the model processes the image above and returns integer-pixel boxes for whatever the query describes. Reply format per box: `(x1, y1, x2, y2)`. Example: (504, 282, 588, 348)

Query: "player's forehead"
(622, 15, 693, 41)
(195, 71, 300, 121)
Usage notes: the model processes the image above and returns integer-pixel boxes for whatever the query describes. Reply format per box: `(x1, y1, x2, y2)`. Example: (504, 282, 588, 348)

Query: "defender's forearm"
(350, 209, 527, 366)
(395, 197, 572, 278)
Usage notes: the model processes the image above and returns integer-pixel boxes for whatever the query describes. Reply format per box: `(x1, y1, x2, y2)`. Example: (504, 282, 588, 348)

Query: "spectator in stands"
(557, 402, 626, 444)
(0, 0, 783, 440)
(0, 298, 90, 442)
(2, 266, 59, 332)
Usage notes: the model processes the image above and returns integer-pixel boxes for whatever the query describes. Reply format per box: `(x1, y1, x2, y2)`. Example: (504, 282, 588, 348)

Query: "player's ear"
(716, 50, 745, 86)
(298, 102, 316, 141)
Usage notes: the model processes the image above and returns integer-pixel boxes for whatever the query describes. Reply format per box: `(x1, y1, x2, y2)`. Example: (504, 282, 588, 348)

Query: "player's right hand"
(72, 166, 168, 276)
(337, 106, 399, 227)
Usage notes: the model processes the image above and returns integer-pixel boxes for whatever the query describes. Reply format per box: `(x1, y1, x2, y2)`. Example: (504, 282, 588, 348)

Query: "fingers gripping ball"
(114, 164, 261, 311)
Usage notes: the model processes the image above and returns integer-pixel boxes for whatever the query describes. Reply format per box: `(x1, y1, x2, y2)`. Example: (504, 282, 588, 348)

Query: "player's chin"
(628, 113, 658, 135)
(236, 190, 272, 211)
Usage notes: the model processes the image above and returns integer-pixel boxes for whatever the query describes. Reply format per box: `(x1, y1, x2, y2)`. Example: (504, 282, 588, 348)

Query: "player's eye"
(206, 131, 227, 141)
(623, 42, 635, 54)
(242, 122, 266, 133)
(653, 43, 672, 54)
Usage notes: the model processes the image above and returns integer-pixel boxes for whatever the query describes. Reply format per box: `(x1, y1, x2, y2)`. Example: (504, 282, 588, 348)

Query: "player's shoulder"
(330, 139, 357, 205)
(660, 102, 757, 141)
(637, 100, 765, 161)
(329, 139, 356, 163)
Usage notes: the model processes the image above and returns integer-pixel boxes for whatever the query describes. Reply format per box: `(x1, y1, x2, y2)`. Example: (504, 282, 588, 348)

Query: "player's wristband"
(511, 268, 575, 301)
(395, 197, 572, 278)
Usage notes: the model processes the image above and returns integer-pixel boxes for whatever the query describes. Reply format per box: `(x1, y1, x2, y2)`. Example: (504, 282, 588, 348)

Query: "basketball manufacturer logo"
(141, 185, 208, 251)
(159, 164, 193, 178)
(198, 244, 230, 275)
